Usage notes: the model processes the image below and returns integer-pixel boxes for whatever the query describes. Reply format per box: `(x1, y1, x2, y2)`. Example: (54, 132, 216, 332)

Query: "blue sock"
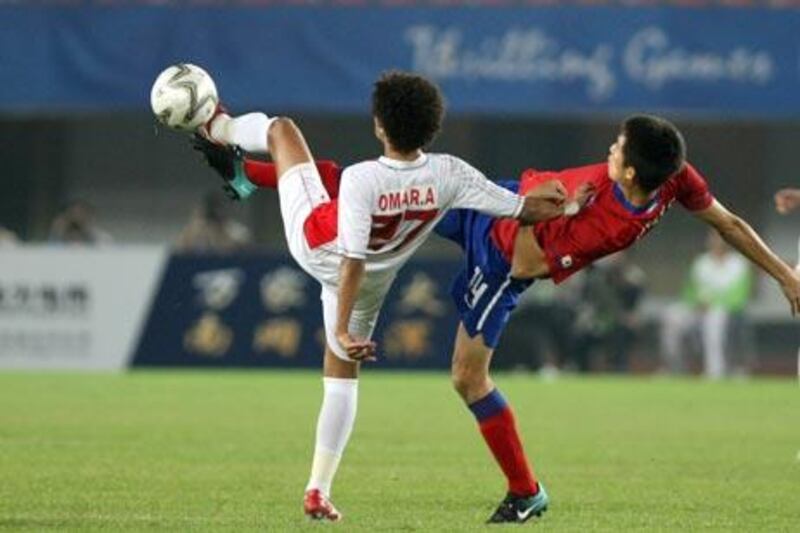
(468, 388, 508, 422)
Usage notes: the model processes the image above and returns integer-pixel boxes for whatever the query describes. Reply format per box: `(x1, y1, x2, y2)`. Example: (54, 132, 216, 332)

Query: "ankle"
(208, 112, 232, 143)
(510, 482, 540, 498)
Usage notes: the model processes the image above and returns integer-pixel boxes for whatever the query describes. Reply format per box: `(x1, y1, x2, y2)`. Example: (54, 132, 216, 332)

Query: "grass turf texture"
(0, 372, 797, 531)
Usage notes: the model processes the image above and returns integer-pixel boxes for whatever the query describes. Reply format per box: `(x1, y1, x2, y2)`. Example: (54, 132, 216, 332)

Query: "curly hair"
(371, 71, 444, 153)
(622, 115, 687, 193)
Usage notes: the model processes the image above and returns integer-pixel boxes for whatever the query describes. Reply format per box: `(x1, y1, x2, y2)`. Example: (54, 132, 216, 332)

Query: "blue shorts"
(435, 181, 533, 349)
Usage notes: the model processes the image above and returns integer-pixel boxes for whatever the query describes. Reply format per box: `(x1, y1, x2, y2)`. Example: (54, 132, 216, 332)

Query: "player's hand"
(531, 179, 567, 203)
(336, 331, 378, 362)
(561, 182, 597, 216)
(774, 188, 800, 214)
(780, 271, 800, 316)
(573, 182, 596, 209)
(519, 180, 567, 224)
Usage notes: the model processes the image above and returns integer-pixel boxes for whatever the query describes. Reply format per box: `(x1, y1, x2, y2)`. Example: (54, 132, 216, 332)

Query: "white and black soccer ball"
(150, 63, 218, 130)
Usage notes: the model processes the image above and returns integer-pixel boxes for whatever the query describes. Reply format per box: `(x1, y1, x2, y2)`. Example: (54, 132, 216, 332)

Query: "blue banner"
(132, 253, 461, 368)
(1, 6, 799, 116)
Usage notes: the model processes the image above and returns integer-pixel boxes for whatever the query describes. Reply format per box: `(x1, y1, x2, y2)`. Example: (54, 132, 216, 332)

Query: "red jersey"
(490, 162, 714, 284)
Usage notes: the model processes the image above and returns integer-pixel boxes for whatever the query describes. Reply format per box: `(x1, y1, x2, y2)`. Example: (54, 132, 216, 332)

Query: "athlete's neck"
(383, 147, 422, 162)
(617, 180, 656, 207)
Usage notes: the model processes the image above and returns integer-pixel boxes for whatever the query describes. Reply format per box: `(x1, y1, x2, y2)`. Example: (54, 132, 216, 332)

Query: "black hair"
(621, 115, 687, 193)
(371, 71, 444, 153)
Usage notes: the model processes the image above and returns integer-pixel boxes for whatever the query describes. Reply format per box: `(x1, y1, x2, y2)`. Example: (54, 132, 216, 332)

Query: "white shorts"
(277, 162, 332, 266)
(278, 162, 386, 361)
(320, 283, 387, 362)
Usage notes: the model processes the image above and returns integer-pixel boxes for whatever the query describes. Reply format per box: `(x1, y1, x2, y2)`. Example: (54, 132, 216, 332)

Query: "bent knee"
(268, 116, 296, 141)
(451, 363, 487, 399)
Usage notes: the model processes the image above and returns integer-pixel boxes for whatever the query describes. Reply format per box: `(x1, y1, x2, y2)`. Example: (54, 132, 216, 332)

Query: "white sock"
(305, 377, 358, 497)
(210, 112, 275, 154)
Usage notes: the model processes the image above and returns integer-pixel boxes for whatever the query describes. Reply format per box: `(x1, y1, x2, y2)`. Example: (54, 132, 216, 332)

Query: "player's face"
(607, 134, 633, 184)
(607, 135, 625, 182)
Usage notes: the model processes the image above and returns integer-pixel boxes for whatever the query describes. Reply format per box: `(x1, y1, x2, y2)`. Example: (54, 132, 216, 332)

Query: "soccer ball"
(150, 63, 218, 130)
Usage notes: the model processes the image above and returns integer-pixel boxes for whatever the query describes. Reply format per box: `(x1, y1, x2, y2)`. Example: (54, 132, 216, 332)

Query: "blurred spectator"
(660, 231, 752, 379)
(496, 279, 578, 374)
(773, 188, 800, 215)
(49, 200, 113, 245)
(0, 225, 19, 246)
(176, 191, 252, 252)
(571, 252, 646, 373)
(773, 186, 800, 270)
(774, 186, 800, 378)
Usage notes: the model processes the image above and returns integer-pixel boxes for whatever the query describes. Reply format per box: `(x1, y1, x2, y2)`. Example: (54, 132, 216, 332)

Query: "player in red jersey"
(192, 114, 800, 523)
(433, 114, 800, 521)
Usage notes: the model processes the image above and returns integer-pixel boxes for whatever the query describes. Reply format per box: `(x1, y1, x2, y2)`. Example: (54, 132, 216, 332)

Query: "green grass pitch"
(0, 371, 798, 531)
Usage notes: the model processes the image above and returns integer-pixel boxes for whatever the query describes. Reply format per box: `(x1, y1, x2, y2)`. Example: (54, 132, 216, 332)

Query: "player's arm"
(449, 157, 565, 223)
(335, 257, 375, 361)
(694, 199, 800, 315)
(335, 169, 377, 361)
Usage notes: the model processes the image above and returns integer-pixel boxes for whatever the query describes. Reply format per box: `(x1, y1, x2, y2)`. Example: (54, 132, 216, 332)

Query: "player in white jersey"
(197, 71, 566, 521)
(287, 152, 540, 361)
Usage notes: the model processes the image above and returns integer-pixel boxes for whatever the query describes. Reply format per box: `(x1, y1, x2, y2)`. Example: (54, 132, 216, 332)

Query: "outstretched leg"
(206, 111, 311, 181)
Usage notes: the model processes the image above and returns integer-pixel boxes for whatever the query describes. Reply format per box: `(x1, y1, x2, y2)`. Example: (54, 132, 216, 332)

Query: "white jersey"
(337, 153, 522, 276)
(277, 154, 522, 360)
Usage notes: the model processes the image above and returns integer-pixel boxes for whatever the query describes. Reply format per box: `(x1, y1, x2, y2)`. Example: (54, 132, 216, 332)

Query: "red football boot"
(303, 489, 342, 522)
